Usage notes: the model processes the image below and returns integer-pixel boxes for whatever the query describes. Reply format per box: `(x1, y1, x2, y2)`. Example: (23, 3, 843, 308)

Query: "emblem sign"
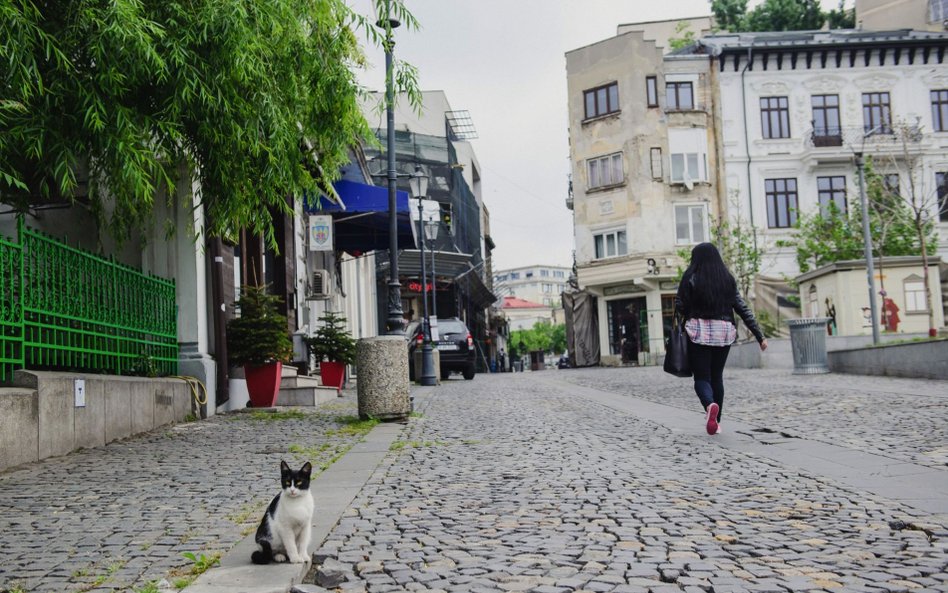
(309, 215, 333, 251)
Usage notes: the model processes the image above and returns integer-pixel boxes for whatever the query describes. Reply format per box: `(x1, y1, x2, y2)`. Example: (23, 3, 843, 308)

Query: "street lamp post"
(410, 167, 436, 386)
(380, 8, 404, 336)
(854, 152, 881, 345)
(425, 220, 439, 329)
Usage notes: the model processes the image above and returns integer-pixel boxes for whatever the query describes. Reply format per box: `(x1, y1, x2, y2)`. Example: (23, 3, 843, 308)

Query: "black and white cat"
(251, 460, 314, 564)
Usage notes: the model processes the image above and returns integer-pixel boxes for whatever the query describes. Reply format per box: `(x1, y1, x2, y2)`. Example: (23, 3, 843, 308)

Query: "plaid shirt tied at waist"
(684, 318, 737, 346)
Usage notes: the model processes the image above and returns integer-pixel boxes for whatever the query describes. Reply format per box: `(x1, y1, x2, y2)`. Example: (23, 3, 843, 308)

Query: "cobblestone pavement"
(312, 372, 948, 593)
(0, 398, 367, 593)
(560, 367, 948, 469)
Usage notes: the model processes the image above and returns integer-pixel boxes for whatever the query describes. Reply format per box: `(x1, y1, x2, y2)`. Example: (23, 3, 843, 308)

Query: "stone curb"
(180, 389, 435, 593)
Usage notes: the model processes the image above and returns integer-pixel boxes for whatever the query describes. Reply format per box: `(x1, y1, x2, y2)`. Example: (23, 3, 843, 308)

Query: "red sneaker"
(706, 403, 719, 435)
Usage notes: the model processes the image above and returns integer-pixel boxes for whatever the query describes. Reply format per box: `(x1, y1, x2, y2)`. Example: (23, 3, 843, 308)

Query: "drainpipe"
(208, 236, 229, 410)
(740, 44, 758, 251)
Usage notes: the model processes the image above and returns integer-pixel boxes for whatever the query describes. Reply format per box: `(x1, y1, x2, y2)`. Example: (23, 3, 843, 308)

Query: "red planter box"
(320, 361, 345, 391)
(244, 362, 282, 408)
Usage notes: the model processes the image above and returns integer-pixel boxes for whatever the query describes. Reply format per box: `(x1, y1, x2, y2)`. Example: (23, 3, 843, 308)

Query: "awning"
(305, 179, 414, 253)
(379, 250, 497, 310)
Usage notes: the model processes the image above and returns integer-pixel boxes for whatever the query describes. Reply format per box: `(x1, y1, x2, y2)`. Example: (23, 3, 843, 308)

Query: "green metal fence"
(0, 219, 177, 382)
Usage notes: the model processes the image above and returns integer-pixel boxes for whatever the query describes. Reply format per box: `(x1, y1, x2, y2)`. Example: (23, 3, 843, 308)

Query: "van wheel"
(462, 365, 476, 380)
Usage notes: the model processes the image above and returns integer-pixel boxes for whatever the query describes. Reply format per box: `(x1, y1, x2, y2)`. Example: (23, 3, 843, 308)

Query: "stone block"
(105, 380, 132, 443)
(37, 376, 74, 459)
(173, 380, 192, 421)
(356, 336, 409, 421)
(130, 380, 155, 433)
(74, 379, 106, 450)
(0, 388, 38, 471)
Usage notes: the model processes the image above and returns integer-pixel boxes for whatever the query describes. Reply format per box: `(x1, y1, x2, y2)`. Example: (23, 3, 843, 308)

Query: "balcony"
(803, 123, 924, 167)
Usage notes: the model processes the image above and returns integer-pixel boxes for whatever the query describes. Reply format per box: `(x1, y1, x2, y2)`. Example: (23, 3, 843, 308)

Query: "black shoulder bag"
(663, 307, 691, 378)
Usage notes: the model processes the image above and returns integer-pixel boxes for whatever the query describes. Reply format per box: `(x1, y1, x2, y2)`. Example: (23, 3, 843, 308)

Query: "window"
(646, 76, 658, 107)
(584, 82, 620, 119)
(525, 271, 533, 278)
(674, 204, 709, 245)
(863, 92, 892, 134)
(668, 128, 708, 184)
(760, 96, 790, 139)
(811, 95, 841, 144)
(554, 270, 565, 278)
(543, 297, 553, 306)
(817, 176, 847, 216)
(883, 174, 900, 196)
(593, 229, 627, 259)
(587, 153, 624, 189)
(904, 276, 926, 312)
(540, 269, 549, 277)
(932, 90, 948, 132)
(510, 272, 520, 280)
(937, 172, 948, 222)
(666, 81, 693, 110)
(543, 283, 552, 293)
(650, 147, 663, 179)
(765, 178, 798, 228)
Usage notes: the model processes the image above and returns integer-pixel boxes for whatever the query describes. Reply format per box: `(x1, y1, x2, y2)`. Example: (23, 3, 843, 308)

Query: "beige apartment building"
(565, 29, 724, 365)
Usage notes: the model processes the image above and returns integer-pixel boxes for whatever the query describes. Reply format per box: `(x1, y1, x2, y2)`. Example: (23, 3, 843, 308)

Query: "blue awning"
(305, 180, 414, 253)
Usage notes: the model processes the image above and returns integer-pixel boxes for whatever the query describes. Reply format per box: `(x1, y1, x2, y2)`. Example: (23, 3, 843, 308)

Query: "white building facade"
(493, 264, 571, 307)
(696, 30, 948, 326)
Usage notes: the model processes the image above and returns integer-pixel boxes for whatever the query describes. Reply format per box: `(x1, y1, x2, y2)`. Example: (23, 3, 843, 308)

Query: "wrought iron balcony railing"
(805, 124, 923, 150)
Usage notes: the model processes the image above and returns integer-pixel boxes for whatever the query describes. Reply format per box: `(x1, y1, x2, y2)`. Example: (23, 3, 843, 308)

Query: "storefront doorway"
(607, 297, 648, 364)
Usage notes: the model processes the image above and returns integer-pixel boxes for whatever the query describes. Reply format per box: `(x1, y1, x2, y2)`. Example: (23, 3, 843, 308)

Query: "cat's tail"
(251, 541, 273, 565)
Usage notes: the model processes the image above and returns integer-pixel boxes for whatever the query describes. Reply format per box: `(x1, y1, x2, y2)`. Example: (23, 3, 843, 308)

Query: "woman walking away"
(675, 243, 767, 435)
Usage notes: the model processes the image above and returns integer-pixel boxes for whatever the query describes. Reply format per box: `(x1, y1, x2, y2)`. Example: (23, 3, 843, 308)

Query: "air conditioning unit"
(305, 269, 332, 300)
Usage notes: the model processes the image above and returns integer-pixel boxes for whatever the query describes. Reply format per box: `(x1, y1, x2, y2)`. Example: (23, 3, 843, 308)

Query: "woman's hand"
(759, 339, 768, 351)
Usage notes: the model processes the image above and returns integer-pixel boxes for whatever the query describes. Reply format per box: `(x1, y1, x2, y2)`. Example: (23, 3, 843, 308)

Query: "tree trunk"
(918, 220, 935, 336)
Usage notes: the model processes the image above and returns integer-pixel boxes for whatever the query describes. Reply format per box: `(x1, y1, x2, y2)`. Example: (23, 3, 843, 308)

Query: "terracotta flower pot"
(244, 361, 282, 408)
(320, 361, 346, 391)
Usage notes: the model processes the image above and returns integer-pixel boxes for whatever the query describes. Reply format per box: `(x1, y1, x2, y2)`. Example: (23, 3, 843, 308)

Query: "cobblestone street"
(313, 369, 948, 593)
(0, 401, 369, 593)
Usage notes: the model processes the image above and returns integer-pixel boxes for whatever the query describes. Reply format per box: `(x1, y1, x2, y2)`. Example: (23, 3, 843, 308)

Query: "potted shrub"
(227, 284, 293, 407)
(305, 311, 356, 391)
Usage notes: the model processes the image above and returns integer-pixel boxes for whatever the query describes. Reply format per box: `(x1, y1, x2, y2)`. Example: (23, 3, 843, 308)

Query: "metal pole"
(383, 7, 404, 335)
(430, 237, 437, 321)
(416, 198, 436, 385)
(855, 153, 881, 345)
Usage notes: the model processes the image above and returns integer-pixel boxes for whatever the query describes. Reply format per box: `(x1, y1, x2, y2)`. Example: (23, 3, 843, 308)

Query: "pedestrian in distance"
(675, 242, 767, 435)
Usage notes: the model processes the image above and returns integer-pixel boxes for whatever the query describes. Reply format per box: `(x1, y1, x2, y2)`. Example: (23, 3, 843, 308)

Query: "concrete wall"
(829, 338, 948, 379)
(0, 371, 192, 473)
(729, 332, 933, 369)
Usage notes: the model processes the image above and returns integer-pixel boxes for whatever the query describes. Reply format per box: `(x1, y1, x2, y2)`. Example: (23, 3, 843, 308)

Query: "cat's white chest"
(276, 491, 313, 528)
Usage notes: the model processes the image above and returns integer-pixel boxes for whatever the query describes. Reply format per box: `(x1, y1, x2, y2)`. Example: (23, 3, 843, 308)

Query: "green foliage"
(510, 322, 567, 355)
(755, 309, 780, 338)
(305, 311, 357, 365)
(0, 0, 419, 246)
(713, 213, 763, 299)
(226, 284, 293, 366)
(669, 21, 697, 51)
(128, 354, 159, 378)
(711, 0, 852, 32)
(777, 165, 937, 274)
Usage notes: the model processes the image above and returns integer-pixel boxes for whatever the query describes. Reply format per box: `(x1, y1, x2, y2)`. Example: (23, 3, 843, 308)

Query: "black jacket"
(675, 271, 765, 344)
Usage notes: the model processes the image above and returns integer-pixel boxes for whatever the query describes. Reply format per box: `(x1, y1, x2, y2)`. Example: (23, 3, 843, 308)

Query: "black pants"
(688, 342, 731, 421)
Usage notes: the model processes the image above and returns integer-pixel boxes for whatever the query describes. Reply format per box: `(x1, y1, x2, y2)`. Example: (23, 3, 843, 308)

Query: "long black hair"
(684, 242, 736, 314)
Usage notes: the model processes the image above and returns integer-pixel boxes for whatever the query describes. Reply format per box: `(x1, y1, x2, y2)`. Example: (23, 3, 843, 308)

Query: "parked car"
(557, 355, 571, 369)
(407, 318, 476, 380)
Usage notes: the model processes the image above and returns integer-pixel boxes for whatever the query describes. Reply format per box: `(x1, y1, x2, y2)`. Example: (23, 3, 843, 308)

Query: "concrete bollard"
(356, 336, 410, 421)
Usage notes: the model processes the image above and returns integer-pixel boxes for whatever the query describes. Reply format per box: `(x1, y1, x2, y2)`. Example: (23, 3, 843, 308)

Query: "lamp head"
(409, 165, 429, 199)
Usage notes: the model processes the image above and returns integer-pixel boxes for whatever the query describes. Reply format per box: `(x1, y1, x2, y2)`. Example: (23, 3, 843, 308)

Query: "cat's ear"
(280, 460, 290, 474)
(300, 462, 312, 475)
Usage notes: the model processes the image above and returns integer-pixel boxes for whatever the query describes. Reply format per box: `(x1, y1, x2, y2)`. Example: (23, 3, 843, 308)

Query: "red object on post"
(244, 362, 282, 408)
(320, 361, 346, 391)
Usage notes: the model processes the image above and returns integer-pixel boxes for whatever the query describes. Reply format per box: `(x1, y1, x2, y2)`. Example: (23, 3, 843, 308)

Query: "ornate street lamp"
(379, 8, 404, 335)
(424, 219, 439, 327)
(410, 167, 436, 386)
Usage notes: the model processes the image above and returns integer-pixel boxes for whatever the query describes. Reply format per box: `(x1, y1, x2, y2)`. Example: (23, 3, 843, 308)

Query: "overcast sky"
(352, 0, 843, 271)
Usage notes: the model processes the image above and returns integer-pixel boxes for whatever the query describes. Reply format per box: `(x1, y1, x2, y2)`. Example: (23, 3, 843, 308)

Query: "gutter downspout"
(740, 45, 758, 252)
